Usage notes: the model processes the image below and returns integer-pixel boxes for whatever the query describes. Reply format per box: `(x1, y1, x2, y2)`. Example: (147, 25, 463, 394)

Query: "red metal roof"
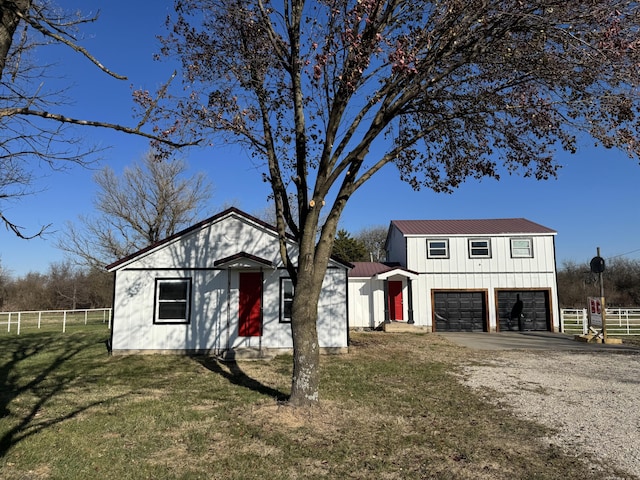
(391, 218, 556, 236)
(349, 262, 417, 278)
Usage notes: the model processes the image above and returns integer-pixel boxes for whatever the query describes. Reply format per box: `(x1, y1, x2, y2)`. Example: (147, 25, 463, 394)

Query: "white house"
(107, 208, 350, 356)
(349, 218, 559, 332)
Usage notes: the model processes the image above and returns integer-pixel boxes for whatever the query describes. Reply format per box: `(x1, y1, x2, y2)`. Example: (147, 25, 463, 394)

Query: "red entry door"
(388, 281, 403, 321)
(239, 272, 262, 336)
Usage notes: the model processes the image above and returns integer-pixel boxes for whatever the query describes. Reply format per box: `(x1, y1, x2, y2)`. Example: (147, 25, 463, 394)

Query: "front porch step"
(219, 348, 275, 361)
(383, 322, 430, 333)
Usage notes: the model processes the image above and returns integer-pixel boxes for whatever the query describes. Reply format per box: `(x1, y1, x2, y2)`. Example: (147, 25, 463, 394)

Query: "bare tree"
(150, 0, 640, 405)
(57, 152, 213, 269)
(356, 226, 388, 262)
(0, 1, 194, 238)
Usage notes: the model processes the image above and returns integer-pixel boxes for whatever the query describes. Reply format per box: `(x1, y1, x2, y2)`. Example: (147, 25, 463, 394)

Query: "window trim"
(279, 277, 294, 323)
(154, 277, 192, 325)
(510, 237, 534, 258)
(427, 239, 449, 259)
(468, 238, 491, 259)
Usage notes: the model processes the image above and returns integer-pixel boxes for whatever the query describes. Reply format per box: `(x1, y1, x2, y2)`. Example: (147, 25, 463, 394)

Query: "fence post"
(17, 312, 21, 335)
(7, 312, 10, 333)
(63, 311, 67, 333)
(108, 309, 112, 330)
(38, 311, 42, 329)
(84, 309, 88, 325)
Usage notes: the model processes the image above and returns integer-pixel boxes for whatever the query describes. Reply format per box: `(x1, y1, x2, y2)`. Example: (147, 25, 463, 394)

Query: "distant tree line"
(557, 257, 640, 308)
(0, 260, 112, 312)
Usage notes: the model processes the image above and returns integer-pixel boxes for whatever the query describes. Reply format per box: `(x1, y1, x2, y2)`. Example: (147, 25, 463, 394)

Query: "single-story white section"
(107, 208, 349, 356)
(348, 262, 419, 329)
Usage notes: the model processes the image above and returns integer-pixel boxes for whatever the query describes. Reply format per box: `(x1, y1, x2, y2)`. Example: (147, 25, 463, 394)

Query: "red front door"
(388, 281, 403, 321)
(239, 272, 262, 336)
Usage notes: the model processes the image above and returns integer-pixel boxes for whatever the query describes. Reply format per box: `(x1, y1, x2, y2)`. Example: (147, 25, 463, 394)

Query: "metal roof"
(348, 262, 418, 278)
(391, 218, 556, 236)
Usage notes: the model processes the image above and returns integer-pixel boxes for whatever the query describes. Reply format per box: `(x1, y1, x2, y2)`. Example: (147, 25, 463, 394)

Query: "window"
(469, 239, 491, 258)
(427, 239, 449, 258)
(280, 278, 294, 323)
(511, 238, 533, 258)
(154, 278, 191, 324)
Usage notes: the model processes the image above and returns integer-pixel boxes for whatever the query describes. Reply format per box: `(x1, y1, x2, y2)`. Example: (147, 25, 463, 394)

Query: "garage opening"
(433, 291, 487, 332)
(497, 290, 551, 331)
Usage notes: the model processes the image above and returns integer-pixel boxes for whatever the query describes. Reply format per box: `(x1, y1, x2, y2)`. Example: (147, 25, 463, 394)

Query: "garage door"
(497, 290, 550, 331)
(433, 291, 487, 332)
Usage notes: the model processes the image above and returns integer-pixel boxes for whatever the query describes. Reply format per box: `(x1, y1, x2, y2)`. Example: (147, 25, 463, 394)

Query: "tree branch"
(0, 107, 201, 148)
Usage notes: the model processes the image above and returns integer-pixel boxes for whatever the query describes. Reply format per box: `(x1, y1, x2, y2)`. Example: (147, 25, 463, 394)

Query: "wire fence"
(0, 308, 112, 335)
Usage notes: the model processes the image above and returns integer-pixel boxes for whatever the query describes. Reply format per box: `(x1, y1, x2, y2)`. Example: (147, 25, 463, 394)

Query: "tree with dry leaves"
(0, 1, 191, 238)
(150, 0, 640, 405)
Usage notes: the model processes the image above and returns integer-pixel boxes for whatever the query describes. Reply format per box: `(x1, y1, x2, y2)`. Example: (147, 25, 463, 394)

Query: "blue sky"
(3, 0, 640, 277)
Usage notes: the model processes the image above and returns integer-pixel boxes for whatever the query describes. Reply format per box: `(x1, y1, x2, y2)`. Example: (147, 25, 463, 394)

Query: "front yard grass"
(0, 329, 627, 479)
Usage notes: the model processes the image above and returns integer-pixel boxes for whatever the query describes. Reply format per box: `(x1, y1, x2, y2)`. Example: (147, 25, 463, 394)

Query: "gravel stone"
(459, 350, 640, 479)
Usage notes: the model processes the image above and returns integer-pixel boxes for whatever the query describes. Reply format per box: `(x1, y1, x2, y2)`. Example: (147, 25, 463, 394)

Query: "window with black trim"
(280, 278, 294, 323)
(511, 238, 533, 258)
(154, 278, 191, 324)
(469, 238, 491, 258)
(280, 277, 293, 323)
(427, 239, 449, 258)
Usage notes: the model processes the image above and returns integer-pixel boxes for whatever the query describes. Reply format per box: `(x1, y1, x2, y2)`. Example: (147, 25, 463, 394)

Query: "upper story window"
(427, 239, 449, 259)
(511, 238, 533, 258)
(154, 278, 192, 324)
(280, 278, 294, 323)
(469, 239, 491, 258)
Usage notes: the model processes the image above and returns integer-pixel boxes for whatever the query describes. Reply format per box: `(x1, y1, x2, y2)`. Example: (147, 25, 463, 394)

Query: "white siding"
(388, 231, 559, 332)
(348, 277, 386, 328)
(110, 211, 348, 353)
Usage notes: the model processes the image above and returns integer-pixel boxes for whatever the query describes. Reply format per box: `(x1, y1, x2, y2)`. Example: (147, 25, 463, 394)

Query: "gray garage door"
(497, 290, 550, 331)
(433, 291, 487, 332)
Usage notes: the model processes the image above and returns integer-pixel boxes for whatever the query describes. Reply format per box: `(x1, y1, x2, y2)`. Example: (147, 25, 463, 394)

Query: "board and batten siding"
(386, 229, 558, 331)
(348, 276, 386, 328)
(109, 209, 348, 354)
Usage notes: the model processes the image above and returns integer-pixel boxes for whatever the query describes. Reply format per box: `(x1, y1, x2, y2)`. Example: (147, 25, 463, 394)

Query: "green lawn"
(0, 329, 629, 479)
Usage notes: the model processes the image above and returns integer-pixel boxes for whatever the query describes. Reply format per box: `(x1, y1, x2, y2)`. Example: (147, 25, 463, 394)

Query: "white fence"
(561, 308, 640, 336)
(0, 308, 112, 335)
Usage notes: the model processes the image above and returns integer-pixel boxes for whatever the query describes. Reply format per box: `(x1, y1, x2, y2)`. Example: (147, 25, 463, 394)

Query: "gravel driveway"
(459, 348, 640, 479)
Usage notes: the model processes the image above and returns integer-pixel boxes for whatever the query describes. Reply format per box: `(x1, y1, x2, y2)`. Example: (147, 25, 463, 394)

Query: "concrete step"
(219, 348, 275, 361)
(383, 322, 430, 333)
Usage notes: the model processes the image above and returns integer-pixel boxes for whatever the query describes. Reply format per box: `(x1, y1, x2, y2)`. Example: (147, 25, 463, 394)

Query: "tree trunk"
(287, 223, 334, 406)
(288, 280, 321, 406)
(0, 0, 30, 79)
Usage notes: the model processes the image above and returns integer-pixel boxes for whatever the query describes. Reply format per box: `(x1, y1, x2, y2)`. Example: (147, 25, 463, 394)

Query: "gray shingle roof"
(391, 218, 556, 236)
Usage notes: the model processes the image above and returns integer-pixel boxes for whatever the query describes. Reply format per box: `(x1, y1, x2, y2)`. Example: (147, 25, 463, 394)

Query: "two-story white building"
(348, 218, 559, 332)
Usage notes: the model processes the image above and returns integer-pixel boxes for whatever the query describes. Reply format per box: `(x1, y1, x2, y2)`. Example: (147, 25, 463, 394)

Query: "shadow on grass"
(0, 332, 126, 458)
(193, 356, 288, 402)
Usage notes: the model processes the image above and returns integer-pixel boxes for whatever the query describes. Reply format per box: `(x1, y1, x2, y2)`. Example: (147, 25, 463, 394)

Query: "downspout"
(225, 267, 231, 353)
(108, 270, 116, 354)
(345, 267, 350, 347)
(383, 279, 390, 323)
(407, 278, 415, 324)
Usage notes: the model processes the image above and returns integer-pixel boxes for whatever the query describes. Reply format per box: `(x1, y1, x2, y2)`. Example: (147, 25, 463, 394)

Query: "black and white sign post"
(589, 248, 607, 342)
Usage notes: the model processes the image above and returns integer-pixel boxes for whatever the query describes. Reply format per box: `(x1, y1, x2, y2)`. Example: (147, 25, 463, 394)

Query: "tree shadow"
(0, 333, 127, 458)
(193, 356, 288, 402)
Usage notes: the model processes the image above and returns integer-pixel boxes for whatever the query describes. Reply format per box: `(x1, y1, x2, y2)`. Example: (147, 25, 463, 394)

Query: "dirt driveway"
(450, 334, 640, 479)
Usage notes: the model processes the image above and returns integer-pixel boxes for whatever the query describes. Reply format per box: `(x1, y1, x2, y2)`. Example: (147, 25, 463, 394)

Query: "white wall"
(110, 211, 348, 353)
(387, 232, 559, 331)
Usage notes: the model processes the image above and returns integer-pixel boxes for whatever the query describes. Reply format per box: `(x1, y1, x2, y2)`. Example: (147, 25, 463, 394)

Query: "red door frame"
(239, 272, 263, 336)
(388, 281, 403, 321)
